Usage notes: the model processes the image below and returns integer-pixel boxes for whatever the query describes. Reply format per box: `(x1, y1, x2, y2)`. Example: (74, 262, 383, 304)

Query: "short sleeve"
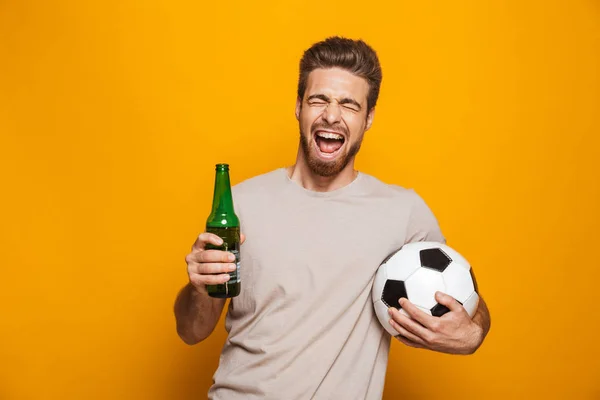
(404, 189, 446, 244)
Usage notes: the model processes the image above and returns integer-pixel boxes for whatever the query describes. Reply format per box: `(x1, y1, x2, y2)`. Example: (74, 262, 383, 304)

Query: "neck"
(287, 147, 358, 192)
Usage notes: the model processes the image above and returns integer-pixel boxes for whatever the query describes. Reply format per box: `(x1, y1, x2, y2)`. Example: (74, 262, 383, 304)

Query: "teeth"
(316, 132, 343, 140)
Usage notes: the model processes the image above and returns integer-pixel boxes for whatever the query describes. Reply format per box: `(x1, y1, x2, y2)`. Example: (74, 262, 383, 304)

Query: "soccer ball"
(371, 241, 479, 337)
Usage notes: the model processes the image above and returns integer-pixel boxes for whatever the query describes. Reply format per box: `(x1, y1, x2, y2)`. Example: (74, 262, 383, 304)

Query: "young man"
(174, 36, 491, 399)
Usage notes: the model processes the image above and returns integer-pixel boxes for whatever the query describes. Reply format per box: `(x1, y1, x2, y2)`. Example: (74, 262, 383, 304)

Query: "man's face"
(296, 67, 374, 177)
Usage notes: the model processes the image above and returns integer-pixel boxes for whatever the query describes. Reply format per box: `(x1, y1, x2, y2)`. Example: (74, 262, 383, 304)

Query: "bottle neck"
(210, 168, 234, 215)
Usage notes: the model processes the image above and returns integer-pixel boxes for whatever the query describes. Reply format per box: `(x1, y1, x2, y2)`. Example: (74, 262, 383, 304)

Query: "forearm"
(472, 296, 491, 348)
(174, 283, 226, 345)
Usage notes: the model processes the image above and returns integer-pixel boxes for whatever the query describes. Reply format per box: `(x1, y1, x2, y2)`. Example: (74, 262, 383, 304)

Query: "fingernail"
(398, 298, 404, 306)
(217, 238, 223, 245)
(228, 254, 235, 261)
(229, 264, 236, 271)
(388, 308, 393, 316)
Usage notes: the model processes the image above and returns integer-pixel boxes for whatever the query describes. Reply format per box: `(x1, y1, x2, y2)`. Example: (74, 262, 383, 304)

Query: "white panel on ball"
(462, 291, 480, 317)
(441, 262, 475, 304)
(404, 268, 445, 310)
(371, 266, 388, 304)
(383, 247, 420, 281)
(373, 299, 399, 336)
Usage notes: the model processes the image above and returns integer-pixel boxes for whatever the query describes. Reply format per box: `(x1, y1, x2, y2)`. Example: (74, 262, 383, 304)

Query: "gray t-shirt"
(208, 168, 445, 400)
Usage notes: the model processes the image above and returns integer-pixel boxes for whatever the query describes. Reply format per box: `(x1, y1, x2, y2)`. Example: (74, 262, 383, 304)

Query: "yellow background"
(1, 0, 599, 399)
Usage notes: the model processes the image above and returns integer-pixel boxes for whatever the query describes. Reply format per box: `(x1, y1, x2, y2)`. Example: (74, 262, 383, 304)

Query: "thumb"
(435, 291, 463, 312)
(240, 233, 246, 245)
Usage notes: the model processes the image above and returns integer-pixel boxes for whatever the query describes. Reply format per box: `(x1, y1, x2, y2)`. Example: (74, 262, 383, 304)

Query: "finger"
(389, 307, 431, 341)
(190, 262, 237, 275)
(435, 291, 464, 313)
(240, 233, 246, 245)
(388, 317, 427, 347)
(191, 249, 236, 264)
(395, 333, 427, 349)
(192, 233, 224, 251)
(190, 273, 231, 286)
(399, 298, 437, 329)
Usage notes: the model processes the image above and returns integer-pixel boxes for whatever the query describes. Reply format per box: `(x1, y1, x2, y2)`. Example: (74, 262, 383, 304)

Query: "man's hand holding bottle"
(185, 232, 246, 295)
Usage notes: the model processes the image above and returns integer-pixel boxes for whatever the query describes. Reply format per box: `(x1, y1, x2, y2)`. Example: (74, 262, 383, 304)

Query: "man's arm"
(388, 292, 491, 355)
(398, 192, 491, 353)
(174, 283, 226, 345)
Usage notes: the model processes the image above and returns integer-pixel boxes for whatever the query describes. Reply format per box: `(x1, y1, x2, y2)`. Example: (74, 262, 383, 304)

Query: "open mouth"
(313, 130, 346, 158)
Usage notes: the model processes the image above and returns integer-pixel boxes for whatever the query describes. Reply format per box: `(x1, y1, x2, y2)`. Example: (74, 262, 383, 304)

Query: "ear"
(295, 97, 301, 121)
(365, 108, 375, 131)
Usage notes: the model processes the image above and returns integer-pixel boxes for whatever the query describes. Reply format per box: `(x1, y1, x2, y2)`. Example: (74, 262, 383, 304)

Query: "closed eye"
(307, 94, 330, 106)
(339, 98, 362, 112)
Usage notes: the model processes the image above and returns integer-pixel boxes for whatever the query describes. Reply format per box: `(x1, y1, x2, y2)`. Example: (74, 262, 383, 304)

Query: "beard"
(299, 122, 364, 177)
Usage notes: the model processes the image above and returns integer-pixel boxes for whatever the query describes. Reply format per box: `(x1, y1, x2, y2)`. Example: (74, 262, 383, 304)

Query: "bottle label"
(229, 249, 241, 283)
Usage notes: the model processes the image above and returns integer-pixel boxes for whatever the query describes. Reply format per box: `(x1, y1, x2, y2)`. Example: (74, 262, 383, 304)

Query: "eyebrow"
(307, 94, 362, 110)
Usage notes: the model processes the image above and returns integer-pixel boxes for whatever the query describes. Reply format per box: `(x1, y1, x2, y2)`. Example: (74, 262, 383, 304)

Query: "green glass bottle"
(205, 163, 241, 298)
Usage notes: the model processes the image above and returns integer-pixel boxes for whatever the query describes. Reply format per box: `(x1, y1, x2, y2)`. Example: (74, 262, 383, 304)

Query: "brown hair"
(297, 36, 383, 112)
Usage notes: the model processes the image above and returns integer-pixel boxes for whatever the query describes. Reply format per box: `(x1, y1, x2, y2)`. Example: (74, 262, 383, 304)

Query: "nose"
(322, 102, 341, 125)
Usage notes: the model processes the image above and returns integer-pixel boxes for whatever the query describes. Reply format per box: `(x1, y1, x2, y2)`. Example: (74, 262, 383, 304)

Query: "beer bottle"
(205, 163, 241, 298)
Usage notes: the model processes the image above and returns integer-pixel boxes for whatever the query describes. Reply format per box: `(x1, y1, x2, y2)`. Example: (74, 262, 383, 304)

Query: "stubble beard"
(299, 127, 363, 178)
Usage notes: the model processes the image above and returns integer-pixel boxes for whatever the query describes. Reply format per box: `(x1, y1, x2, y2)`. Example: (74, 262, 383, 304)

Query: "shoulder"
(358, 172, 421, 205)
(359, 172, 444, 242)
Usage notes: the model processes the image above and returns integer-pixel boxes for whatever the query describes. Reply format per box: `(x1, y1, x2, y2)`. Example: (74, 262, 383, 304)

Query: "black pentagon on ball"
(382, 279, 407, 309)
(419, 248, 452, 272)
(430, 303, 451, 317)
(431, 300, 464, 317)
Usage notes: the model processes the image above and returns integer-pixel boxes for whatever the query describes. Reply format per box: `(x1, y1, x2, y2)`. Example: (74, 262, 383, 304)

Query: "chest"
(234, 195, 409, 307)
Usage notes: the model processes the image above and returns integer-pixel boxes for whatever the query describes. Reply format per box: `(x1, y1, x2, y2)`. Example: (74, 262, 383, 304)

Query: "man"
(174, 36, 491, 399)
